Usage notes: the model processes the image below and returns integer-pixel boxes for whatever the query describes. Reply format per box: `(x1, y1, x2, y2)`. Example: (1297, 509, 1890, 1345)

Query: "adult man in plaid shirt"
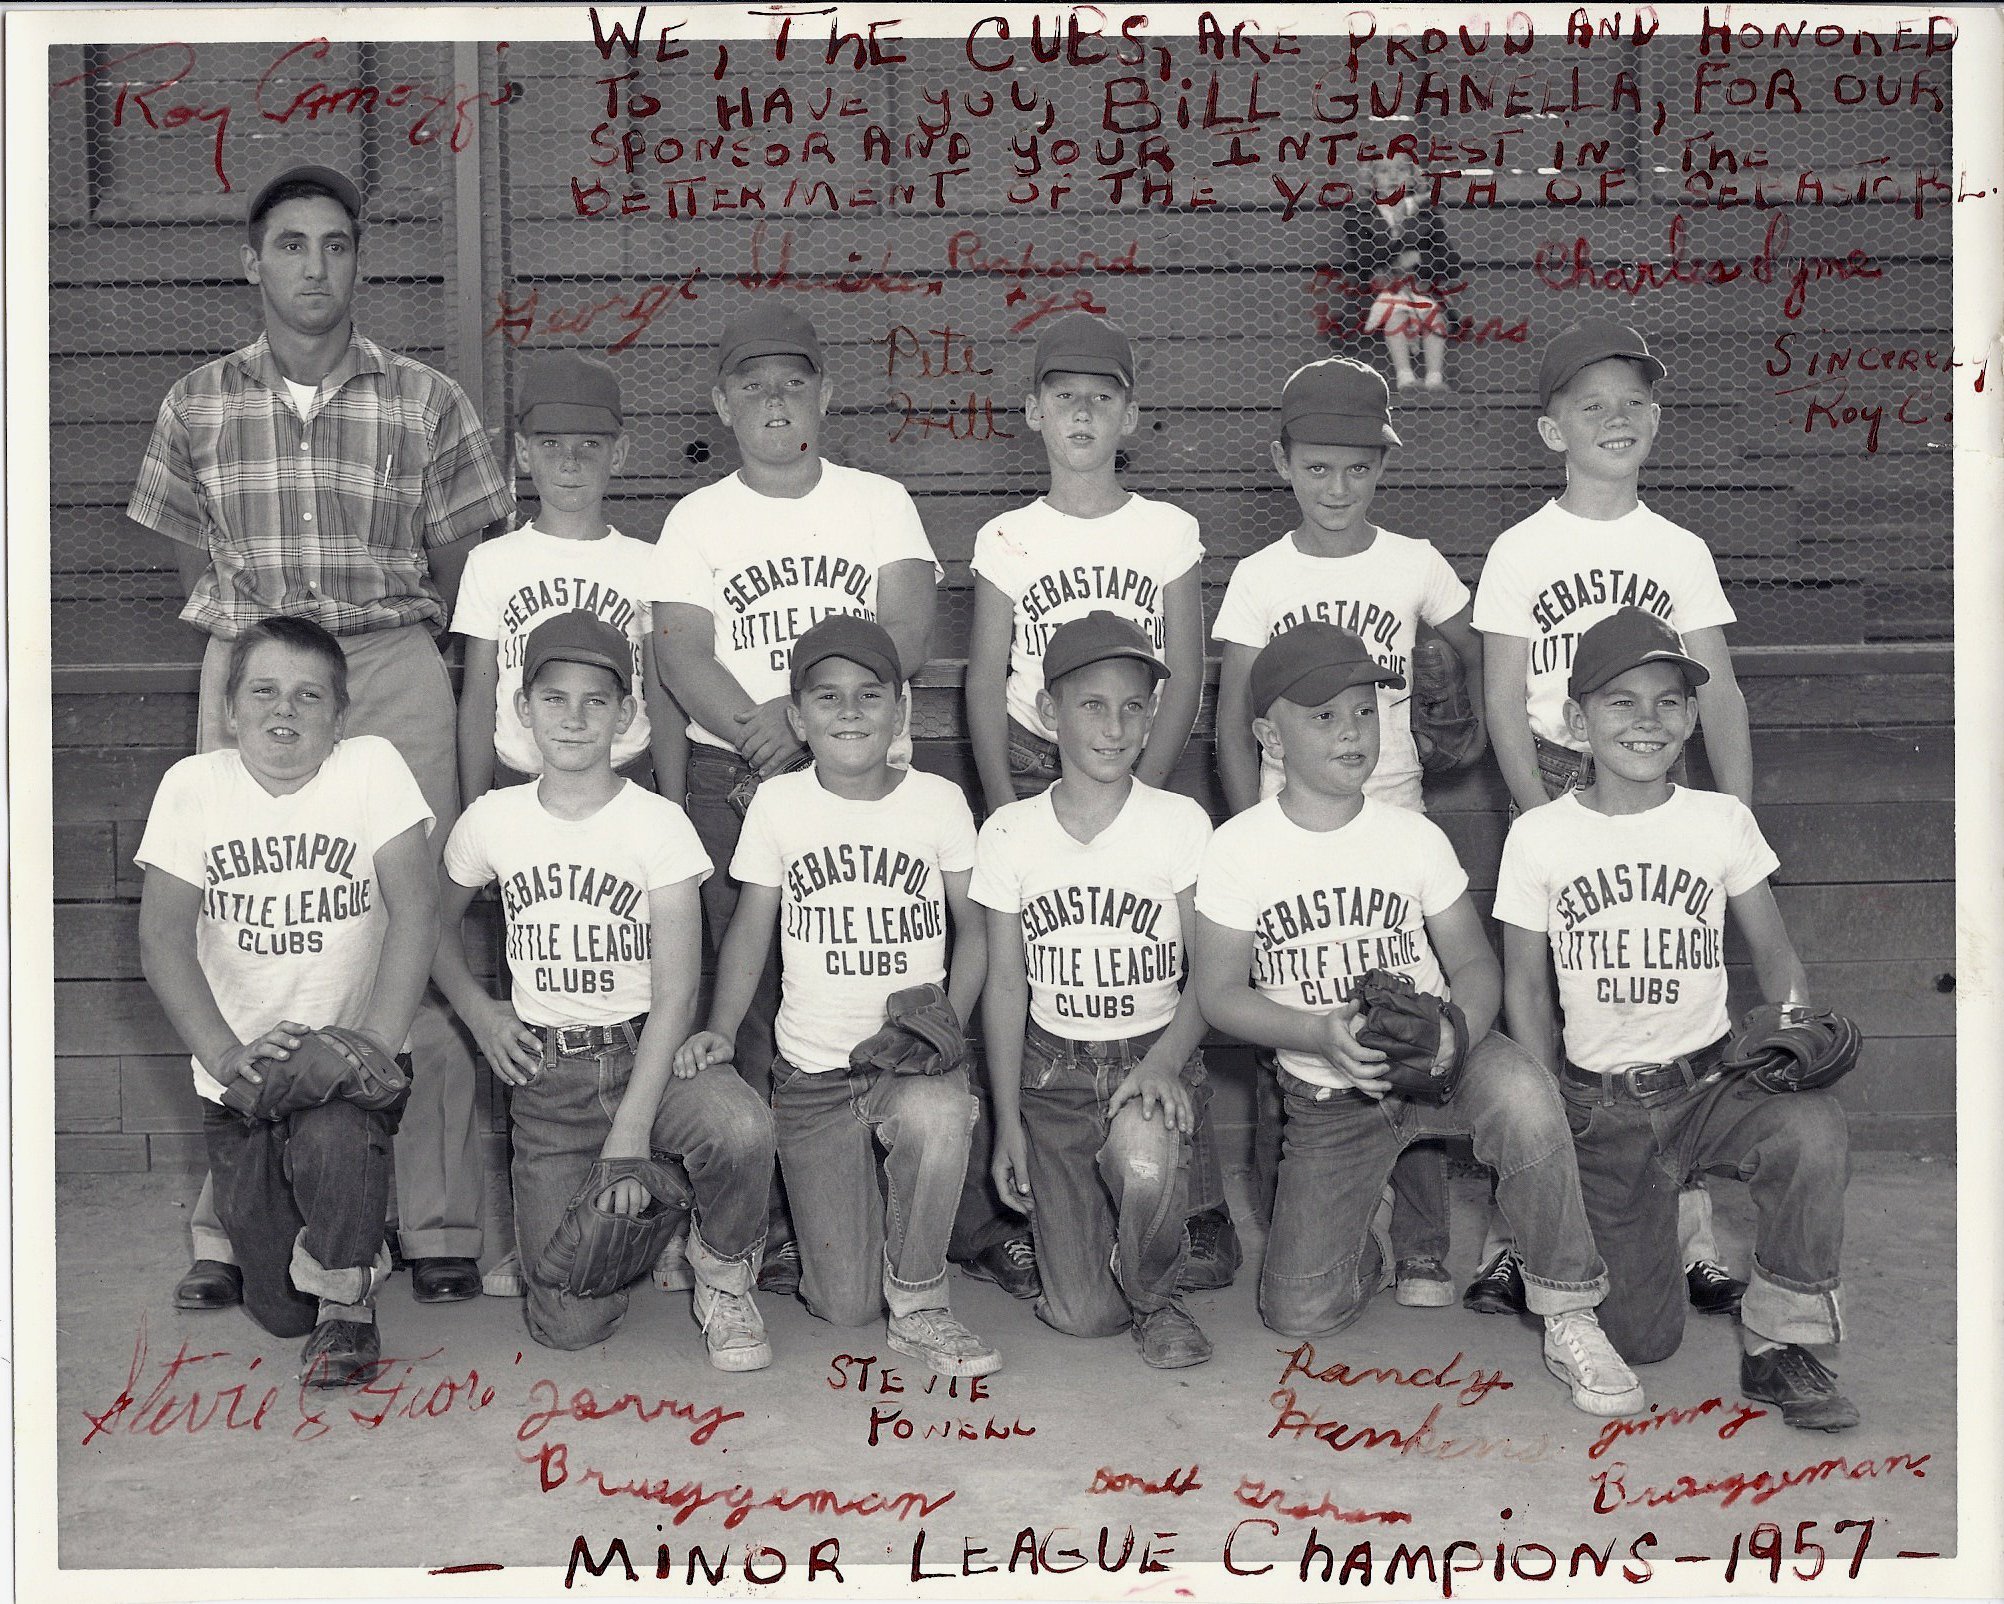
(128, 161, 514, 1312)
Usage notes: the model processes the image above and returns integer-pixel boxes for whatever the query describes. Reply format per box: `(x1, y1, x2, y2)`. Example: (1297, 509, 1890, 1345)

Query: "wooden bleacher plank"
(55, 1058, 121, 1134)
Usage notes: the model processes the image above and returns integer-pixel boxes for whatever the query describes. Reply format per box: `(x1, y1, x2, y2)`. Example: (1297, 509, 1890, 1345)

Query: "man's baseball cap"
(248, 162, 363, 228)
(1567, 607, 1710, 699)
(518, 352, 624, 434)
(1042, 611, 1168, 691)
(1537, 317, 1667, 412)
(1032, 313, 1136, 388)
(715, 305, 823, 378)
(789, 615, 901, 692)
(1251, 621, 1404, 717)
(523, 610, 633, 694)
(1278, 358, 1402, 448)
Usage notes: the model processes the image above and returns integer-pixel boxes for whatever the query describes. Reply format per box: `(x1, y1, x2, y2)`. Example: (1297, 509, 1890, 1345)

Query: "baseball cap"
(522, 610, 633, 695)
(1537, 317, 1667, 412)
(1250, 621, 1404, 718)
(1278, 358, 1402, 448)
(1567, 607, 1710, 699)
(789, 615, 902, 692)
(1032, 313, 1136, 388)
(1042, 611, 1169, 691)
(715, 305, 823, 378)
(518, 352, 624, 434)
(248, 162, 363, 228)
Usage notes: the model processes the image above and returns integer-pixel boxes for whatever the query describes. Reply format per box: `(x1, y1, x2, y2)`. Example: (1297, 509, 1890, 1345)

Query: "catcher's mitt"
(1409, 624, 1485, 775)
(219, 1025, 411, 1122)
(849, 983, 967, 1078)
(1352, 968, 1469, 1104)
(1720, 1004, 1862, 1094)
(536, 1158, 691, 1299)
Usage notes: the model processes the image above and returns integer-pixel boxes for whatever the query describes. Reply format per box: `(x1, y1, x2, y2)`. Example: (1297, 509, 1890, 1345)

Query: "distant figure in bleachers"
(1345, 150, 1465, 392)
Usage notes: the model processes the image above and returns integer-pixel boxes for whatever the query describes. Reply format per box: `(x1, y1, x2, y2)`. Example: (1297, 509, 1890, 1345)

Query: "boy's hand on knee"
(675, 1030, 735, 1077)
(992, 1119, 1034, 1215)
(732, 698, 806, 774)
(1109, 1058, 1194, 1133)
(472, 1000, 543, 1086)
(211, 1020, 308, 1095)
(1319, 1004, 1393, 1099)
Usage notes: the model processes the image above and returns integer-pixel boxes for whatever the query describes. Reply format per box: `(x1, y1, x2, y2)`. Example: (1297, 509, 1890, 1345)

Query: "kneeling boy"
(972, 613, 1217, 1368)
(434, 611, 775, 1366)
(1494, 608, 1857, 1430)
(1192, 621, 1642, 1417)
(677, 616, 999, 1377)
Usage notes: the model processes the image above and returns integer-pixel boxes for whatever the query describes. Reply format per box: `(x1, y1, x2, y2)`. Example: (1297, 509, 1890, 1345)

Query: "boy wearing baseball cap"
(675, 617, 1000, 1378)
(970, 613, 1218, 1368)
(433, 610, 777, 1364)
(1193, 621, 1643, 1417)
(1212, 355, 1481, 1307)
(454, 352, 683, 804)
(960, 311, 1232, 1299)
(1494, 609, 1857, 1430)
(1468, 317, 1752, 1318)
(651, 308, 944, 1299)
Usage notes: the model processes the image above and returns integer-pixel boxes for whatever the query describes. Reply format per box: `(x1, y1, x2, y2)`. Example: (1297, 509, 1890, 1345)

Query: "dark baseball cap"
(1251, 621, 1404, 718)
(789, 615, 901, 692)
(1538, 317, 1667, 412)
(715, 305, 823, 378)
(518, 352, 623, 434)
(523, 610, 633, 694)
(1278, 358, 1402, 448)
(1567, 607, 1709, 699)
(1032, 313, 1136, 389)
(1042, 610, 1168, 691)
(248, 162, 363, 228)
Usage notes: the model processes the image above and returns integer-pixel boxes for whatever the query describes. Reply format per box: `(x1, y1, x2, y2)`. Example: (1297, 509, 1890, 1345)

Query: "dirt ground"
(50, 1153, 1957, 1596)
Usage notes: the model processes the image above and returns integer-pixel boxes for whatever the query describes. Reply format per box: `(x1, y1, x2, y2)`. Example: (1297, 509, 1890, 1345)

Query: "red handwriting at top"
(488, 271, 700, 354)
(885, 325, 993, 382)
(1590, 1451, 1930, 1514)
(947, 231, 1149, 282)
(737, 222, 942, 297)
(516, 1375, 744, 1449)
(1276, 1338, 1513, 1409)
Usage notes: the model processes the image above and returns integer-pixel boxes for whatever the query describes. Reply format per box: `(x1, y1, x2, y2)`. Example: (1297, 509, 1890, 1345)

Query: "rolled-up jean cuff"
(1519, 1269, 1609, 1318)
(883, 1252, 950, 1319)
(687, 1223, 762, 1296)
(291, 1236, 392, 1307)
(1743, 1264, 1844, 1346)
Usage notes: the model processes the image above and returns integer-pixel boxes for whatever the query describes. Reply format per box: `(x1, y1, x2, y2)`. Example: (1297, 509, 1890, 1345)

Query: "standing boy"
(433, 611, 775, 1364)
(1471, 317, 1751, 1317)
(962, 313, 1230, 1295)
(136, 617, 438, 1384)
(972, 613, 1217, 1368)
(653, 307, 942, 1296)
(1193, 622, 1643, 1418)
(1494, 609, 1857, 1430)
(1213, 356, 1482, 1306)
(675, 617, 998, 1377)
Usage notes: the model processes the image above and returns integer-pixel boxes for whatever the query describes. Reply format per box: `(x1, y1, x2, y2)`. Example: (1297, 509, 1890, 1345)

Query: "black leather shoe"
(1686, 1259, 1747, 1316)
(1462, 1250, 1528, 1315)
(960, 1236, 1041, 1301)
(1740, 1344, 1860, 1431)
(1178, 1206, 1243, 1291)
(409, 1257, 482, 1303)
(300, 1319, 381, 1387)
(174, 1259, 243, 1311)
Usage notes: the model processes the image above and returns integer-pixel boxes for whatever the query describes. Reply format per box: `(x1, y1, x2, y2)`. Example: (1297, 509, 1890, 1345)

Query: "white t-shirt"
(650, 462, 940, 750)
(1213, 528, 1470, 810)
(443, 781, 712, 1028)
(452, 522, 658, 774)
(282, 378, 318, 419)
(970, 782, 1211, 1040)
(1492, 788, 1779, 1073)
(1195, 797, 1468, 1092)
(132, 736, 433, 1102)
(969, 494, 1204, 739)
(732, 767, 977, 1073)
(1472, 499, 1735, 748)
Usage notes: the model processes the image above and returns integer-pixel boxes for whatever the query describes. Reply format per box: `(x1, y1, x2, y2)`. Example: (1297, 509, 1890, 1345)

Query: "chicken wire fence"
(49, 25, 1955, 672)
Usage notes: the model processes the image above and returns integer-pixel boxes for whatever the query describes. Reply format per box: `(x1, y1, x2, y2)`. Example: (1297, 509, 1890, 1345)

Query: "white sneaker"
(693, 1282, 772, 1373)
(653, 1224, 694, 1292)
(1543, 1310, 1645, 1417)
(888, 1308, 1002, 1378)
(481, 1250, 524, 1298)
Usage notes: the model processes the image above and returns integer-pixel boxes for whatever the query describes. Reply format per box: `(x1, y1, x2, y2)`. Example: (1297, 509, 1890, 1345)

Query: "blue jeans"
(512, 1028, 774, 1350)
(772, 1055, 977, 1326)
(1262, 1032, 1608, 1337)
(1563, 1071, 1848, 1363)
(1018, 1021, 1202, 1335)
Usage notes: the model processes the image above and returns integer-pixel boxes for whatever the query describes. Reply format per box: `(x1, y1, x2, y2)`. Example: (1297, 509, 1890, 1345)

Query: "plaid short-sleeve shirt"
(128, 332, 514, 639)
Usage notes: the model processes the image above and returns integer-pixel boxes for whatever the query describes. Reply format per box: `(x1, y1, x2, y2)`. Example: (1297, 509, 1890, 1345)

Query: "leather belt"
(540, 1017, 645, 1057)
(1562, 1035, 1730, 1104)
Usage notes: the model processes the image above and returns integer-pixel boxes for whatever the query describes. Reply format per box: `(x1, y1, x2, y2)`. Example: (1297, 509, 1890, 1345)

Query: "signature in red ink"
(1276, 1339, 1513, 1408)
(1005, 285, 1109, 333)
(1233, 1474, 1411, 1524)
(946, 231, 1150, 281)
(1089, 1465, 1202, 1496)
(1590, 1451, 1930, 1513)
(888, 392, 1015, 446)
(1586, 1396, 1767, 1460)
(516, 1376, 743, 1449)
(488, 271, 701, 354)
(738, 222, 942, 297)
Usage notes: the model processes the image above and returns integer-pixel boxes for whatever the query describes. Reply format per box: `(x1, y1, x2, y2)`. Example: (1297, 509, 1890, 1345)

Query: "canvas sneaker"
(694, 1282, 772, 1373)
(888, 1308, 1002, 1378)
(1544, 1310, 1645, 1417)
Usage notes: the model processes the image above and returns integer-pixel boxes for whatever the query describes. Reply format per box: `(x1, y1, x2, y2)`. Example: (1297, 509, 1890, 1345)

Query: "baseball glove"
(1720, 1004, 1862, 1094)
(848, 983, 968, 1078)
(1409, 624, 1485, 775)
(1352, 968, 1469, 1104)
(536, 1158, 690, 1299)
(219, 1025, 411, 1122)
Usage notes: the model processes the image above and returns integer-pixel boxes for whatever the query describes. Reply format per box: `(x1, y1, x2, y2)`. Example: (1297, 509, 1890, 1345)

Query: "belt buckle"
(554, 1024, 597, 1057)
(1611, 1061, 1664, 1101)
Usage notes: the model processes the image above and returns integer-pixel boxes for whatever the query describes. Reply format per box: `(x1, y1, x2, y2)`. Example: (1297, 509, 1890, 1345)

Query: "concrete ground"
(53, 1154, 1956, 1591)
